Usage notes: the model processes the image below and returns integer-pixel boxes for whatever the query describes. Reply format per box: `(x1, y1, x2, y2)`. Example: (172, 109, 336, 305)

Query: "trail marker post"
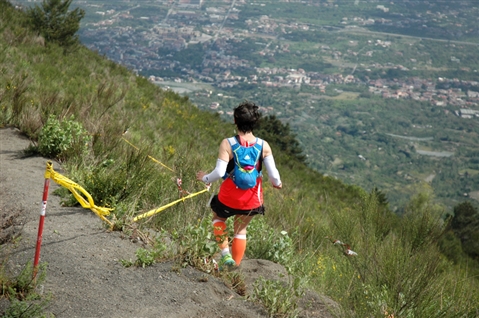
(33, 161, 52, 280)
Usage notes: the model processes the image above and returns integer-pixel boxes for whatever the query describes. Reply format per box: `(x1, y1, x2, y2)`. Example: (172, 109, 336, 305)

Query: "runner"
(196, 101, 282, 268)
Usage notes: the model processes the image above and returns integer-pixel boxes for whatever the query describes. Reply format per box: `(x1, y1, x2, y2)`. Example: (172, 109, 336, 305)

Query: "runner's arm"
(196, 139, 231, 184)
(263, 155, 282, 188)
(262, 141, 282, 188)
(200, 159, 228, 183)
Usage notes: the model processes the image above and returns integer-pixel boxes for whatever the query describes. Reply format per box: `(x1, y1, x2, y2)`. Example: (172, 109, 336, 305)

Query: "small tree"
(451, 201, 479, 260)
(256, 114, 306, 164)
(27, 0, 84, 49)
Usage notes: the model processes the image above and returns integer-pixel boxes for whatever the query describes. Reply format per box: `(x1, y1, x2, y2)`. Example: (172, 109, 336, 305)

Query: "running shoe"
(219, 253, 236, 270)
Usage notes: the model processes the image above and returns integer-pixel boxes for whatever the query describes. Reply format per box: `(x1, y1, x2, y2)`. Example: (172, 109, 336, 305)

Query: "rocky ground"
(0, 127, 337, 318)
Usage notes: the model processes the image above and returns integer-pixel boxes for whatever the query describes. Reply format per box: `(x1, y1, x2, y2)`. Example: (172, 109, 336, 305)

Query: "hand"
(196, 171, 206, 182)
(273, 182, 282, 189)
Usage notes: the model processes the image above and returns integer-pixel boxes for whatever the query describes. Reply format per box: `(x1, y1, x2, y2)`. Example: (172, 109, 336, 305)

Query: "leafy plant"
(246, 217, 294, 266)
(173, 218, 217, 269)
(120, 230, 174, 268)
(1, 261, 47, 300)
(118, 259, 134, 268)
(37, 114, 91, 161)
(250, 276, 305, 318)
(134, 248, 157, 268)
(1, 261, 51, 317)
(3, 298, 53, 318)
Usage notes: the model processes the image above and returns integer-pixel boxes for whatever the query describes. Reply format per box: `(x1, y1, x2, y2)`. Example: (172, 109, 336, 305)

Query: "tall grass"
(1, 1, 479, 316)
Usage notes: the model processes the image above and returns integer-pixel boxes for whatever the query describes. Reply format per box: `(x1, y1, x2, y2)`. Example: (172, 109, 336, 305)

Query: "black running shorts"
(210, 195, 265, 219)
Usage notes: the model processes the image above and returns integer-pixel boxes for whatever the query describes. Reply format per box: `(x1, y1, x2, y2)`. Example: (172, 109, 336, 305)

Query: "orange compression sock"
(212, 219, 228, 250)
(231, 234, 247, 265)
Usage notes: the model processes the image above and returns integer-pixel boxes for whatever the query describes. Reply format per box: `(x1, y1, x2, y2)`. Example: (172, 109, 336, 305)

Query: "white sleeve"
(263, 155, 281, 187)
(202, 159, 228, 184)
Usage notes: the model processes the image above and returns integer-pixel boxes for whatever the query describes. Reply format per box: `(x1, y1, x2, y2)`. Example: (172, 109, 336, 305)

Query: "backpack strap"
(227, 136, 239, 148)
(252, 138, 263, 162)
(228, 136, 241, 167)
(229, 136, 244, 169)
(255, 138, 264, 173)
(223, 137, 239, 179)
(255, 138, 264, 153)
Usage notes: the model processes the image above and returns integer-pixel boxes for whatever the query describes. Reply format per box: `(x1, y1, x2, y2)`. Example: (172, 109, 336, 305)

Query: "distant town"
(68, 0, 479, 116)
(14, 0, 478, 115)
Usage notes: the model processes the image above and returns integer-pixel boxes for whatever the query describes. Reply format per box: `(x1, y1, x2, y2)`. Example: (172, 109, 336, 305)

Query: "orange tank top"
(218, 178, 263, 210)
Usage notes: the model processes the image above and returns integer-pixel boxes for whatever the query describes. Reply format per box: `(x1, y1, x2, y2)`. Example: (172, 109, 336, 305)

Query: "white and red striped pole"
(33, 161, 52, 280)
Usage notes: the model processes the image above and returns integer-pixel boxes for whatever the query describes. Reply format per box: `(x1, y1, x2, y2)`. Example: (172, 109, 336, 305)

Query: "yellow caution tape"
(45, 155, 209, 226)
(133, 188, 209, 222)
(121, 137, 174, 172)
(46, 161, 113, 227)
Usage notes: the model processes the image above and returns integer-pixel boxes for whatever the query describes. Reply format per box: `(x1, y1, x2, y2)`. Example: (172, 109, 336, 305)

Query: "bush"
(1, 261, 51, 317)
(173, 218, 218, 269)
(250, 276, 305, 318)
(246, 217, 295, 266)
(37, 114, 90, 161)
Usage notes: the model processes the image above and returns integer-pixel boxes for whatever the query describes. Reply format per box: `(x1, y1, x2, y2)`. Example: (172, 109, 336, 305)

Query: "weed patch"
(250, 277, 305, 318)
(0, 261, 51, 317)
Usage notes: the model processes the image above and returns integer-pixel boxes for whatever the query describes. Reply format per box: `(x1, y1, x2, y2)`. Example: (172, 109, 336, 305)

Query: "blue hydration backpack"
(224, 136, 264, 190)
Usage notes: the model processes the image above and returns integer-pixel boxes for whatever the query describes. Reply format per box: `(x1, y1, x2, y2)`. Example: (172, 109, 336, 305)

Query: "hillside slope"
(0, 127, 336, 317)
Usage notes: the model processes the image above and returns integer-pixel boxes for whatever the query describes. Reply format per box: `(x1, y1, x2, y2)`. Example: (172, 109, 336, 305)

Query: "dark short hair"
(234, 101, 261, 133)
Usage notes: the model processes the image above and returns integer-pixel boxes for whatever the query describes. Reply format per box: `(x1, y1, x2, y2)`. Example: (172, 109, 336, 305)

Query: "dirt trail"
(0, 127, 335, 318)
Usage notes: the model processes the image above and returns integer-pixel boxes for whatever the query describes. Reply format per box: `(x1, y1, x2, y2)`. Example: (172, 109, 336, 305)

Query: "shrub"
(250, 276, 305, 318)
(3, 298, 53, 318)
(1, 261, 51, 317)
(173, 218, 217, 269)
(246, 216, 295, 266)
(1, 261, 46, 301)
(37, 114, 90, 161)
